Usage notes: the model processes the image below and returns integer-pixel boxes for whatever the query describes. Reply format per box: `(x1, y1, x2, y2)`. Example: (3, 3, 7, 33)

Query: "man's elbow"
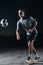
(36, 21, 38, 25)
(35, 21, 38, 26)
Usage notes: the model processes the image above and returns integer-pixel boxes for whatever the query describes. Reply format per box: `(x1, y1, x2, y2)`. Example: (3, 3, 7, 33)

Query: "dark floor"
(0, 48, 43, 65)
(0, 34, 43, 65)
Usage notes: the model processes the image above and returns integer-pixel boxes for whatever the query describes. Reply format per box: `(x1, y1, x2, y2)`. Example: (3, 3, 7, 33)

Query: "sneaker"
(27, 57, 30, 60)
(26, 57, 32, 63)
(35, 57, 40, 60)
(33, 57, 40, 62)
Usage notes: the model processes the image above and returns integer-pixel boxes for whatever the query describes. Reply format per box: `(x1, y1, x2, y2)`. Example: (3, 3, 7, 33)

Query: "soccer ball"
(0, 19, 8, 27)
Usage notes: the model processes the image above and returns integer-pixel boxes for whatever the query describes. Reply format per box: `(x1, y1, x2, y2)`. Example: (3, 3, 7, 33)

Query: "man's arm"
(28, 16, 38, 32)
(16, 21, 20, 40)
(31, 21, 37, 30)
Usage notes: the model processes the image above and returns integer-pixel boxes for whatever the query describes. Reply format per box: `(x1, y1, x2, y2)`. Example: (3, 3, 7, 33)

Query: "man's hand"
(17, 34, 20, 40)
(16, 30, 20, 40)
(28, 29, 34, 33)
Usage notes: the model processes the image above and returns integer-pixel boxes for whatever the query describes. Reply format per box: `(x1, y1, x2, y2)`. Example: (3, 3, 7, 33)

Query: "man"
(16, 9, 40, 62)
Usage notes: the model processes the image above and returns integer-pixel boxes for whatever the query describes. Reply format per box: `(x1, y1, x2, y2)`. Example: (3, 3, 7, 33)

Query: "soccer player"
(16, 9, 40, 62)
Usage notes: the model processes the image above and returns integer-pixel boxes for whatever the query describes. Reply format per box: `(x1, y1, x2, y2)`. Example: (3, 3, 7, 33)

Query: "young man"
(16, 9, 40, 62)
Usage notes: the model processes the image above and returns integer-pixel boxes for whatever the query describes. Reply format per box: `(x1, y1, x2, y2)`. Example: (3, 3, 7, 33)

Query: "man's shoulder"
(27, 16, 33, 20)
(17, 19, 21, 24)
(29, 16, 36, 21)
(29, 16, 34, 19)
(17, 19, 20, 22)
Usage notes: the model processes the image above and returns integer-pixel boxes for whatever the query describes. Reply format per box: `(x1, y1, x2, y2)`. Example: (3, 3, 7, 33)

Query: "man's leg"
(30, 40, 37, 54)
(26, 40, 32, 62)
(30, 40, 40, 60)
(26, 35, 33, 62)
(28, 40, 32, 58)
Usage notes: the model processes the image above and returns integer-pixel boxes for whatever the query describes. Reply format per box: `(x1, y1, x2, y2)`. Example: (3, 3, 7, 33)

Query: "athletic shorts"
(26, 30, 38, 43)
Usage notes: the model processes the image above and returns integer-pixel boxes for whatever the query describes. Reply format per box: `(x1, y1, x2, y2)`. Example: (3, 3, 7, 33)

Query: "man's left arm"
(32, 21, 37, 30)
(28, 16, 38, 32)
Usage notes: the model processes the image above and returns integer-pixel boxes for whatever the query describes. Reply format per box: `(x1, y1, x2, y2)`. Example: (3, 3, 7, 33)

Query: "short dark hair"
(18, 9, 25, 14)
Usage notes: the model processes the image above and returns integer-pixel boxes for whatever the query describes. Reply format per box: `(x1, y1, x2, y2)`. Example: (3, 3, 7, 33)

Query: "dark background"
(0, 0, 43, 49)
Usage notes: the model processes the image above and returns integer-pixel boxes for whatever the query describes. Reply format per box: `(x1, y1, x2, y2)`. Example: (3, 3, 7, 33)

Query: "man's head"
(18, 9, 25, 18)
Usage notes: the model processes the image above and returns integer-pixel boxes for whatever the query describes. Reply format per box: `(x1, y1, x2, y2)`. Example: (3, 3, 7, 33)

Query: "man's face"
(21, 11, 25, 18)
(18, 10, 25, 18)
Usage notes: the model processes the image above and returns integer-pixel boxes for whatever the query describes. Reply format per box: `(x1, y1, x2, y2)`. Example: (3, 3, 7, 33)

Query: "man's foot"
(33, 57, 40, 62)
(26, 57, 32, 63)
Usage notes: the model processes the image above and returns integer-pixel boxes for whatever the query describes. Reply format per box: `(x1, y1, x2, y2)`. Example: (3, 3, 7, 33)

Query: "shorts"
(26, 30, 38, 43)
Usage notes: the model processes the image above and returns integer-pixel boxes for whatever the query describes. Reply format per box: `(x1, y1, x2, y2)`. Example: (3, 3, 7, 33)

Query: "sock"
(28, 53, 30, 57)
(35, 53, 39, 58)
(28, 54, 32, 59)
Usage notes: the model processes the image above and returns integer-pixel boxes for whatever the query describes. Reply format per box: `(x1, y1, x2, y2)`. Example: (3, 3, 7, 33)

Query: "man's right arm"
(16, 21, 20, 40)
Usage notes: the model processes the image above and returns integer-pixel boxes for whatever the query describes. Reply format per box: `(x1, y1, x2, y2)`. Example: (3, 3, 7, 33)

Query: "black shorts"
(26, 31, 38, 43)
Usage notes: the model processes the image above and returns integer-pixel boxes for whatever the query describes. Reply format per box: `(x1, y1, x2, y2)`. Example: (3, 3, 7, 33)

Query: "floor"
(0, 48, 43, 65)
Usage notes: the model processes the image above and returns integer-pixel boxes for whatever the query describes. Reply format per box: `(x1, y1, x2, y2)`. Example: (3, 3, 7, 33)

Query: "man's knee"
(28, 41, 31, 48)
